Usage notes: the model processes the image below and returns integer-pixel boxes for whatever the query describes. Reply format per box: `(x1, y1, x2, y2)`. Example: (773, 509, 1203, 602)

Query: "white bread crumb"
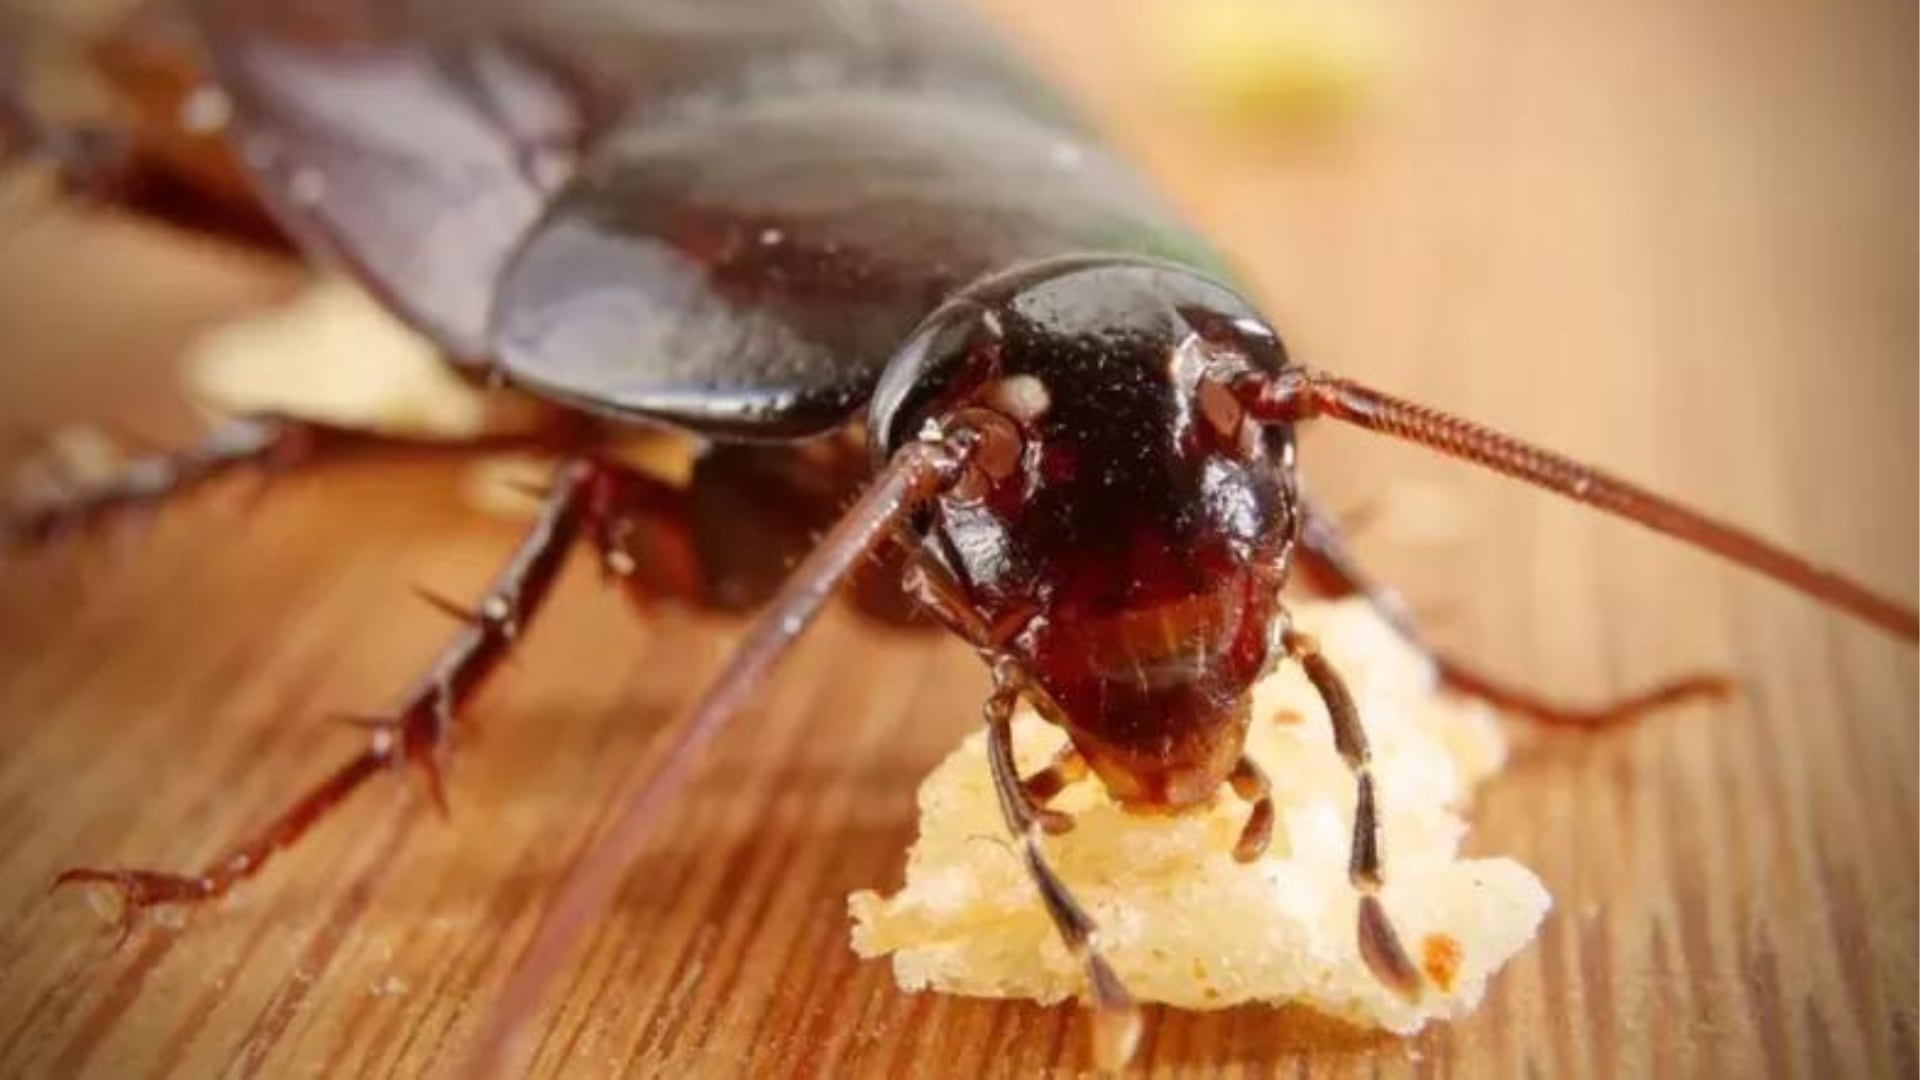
(184, 278, 538, 439)
(850, 598, 1548, 1033)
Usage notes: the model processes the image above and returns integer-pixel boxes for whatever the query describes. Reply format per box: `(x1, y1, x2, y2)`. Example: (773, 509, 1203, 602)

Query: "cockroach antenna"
(1230, 367, 1919, 641)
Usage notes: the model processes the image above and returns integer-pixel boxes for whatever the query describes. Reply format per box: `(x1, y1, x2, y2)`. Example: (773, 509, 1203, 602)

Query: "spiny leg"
(8, 417, 303, 551)
(983, 674, 1141, 1070)
(1283, 622, 1423, 1000)
(1293, 494, 1732, 727)
(0, 40, 127, 204)
(905, 543, 1129, 1039)
(904, 556, 1085, 836)
(464, 435, 974, 1078)
(50, 457, 685, 935)
(2, 8, 290, 248)
(4, 415, 583, 556)
(1227, 754, 1274, 863)
(1020, 744, 1087, 836)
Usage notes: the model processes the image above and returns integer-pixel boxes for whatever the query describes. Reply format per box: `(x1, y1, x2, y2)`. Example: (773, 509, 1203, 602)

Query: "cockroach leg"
(1237, 367, 1919, 640)
(1292, 495, 1734, 727)
(0, 45, 122, 197)
(5, 416, 300, 553)
(981, 672, 1076, 836)
(15, 123, 133, 205)
(1283, 620, 1423, 1001)
(683, 438, 907, 617)
(983, 675, 1141, 1070)
(1227, 754, 1274, 863)
(1, 8, 293, 247)
(3, 415, 588, 558)
(1020, 744, 1088, 835)
(907, 551, 1082, 832)
(900, 554, 1011, 647)
(0, 69, 169, 222)
(466, 436, 973, 1078)
(50, 457, 687, 936)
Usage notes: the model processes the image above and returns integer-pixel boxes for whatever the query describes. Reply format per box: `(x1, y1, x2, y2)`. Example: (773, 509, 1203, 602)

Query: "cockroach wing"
(489, 92, 1226, 439)
(192, 0, 581, 362)
(195, 0, 1231, 434)
(187, 0, 1072, 376)
(486, 91, 1212, 438)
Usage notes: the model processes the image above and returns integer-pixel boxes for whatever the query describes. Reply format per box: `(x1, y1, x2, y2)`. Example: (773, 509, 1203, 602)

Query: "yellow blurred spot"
(1157, 0, 1393, 129)
(184, 278, 545, 439)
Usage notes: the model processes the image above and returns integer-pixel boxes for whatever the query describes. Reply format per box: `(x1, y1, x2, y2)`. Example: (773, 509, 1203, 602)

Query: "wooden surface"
(0, 0, 1914, 1077)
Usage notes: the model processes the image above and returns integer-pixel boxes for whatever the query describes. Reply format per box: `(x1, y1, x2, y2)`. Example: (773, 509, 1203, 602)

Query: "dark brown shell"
(193, 0, 1232, 436)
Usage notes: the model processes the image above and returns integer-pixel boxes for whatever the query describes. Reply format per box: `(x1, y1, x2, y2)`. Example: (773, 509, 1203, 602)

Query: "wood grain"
(0, 0, 1913, 1077)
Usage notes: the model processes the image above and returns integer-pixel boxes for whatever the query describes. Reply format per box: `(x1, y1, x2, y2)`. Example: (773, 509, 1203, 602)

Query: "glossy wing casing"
(192, 0, 569, 361)
(193, 0, 1227, 435)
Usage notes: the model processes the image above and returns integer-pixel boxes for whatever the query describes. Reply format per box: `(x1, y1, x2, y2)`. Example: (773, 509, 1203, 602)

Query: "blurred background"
(0, 1, 1912, 1078)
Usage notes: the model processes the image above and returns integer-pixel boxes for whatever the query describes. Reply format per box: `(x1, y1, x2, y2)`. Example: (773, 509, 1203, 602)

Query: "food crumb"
(184, 277, 543, 439)
(850, 598, 1548, 1034)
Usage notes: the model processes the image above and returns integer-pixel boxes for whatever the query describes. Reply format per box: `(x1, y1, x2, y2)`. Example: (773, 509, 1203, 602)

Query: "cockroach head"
(867, 256, 1306, 810)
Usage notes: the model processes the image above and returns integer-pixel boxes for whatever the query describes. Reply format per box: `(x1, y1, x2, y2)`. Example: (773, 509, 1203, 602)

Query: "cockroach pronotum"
(2, 0, 1913, 1073)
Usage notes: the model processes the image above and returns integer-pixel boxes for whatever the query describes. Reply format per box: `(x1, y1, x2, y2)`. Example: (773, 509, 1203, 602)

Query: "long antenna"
(460, 433, 974, 1078)
(1235, 367, 1918, 640)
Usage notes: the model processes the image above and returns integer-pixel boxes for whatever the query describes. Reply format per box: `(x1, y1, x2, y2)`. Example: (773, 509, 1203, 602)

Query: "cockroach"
(3, 0, 1913, 1073)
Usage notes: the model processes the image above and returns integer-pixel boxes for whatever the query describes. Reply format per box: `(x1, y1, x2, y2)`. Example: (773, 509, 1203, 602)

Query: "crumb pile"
(849, 599, 1548, 1033)
(178, 277, 689, 518)
(185, 278, 530, 438)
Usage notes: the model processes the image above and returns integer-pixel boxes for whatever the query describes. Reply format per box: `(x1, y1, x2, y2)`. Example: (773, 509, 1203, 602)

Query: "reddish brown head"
(872, 256, 1300, 810)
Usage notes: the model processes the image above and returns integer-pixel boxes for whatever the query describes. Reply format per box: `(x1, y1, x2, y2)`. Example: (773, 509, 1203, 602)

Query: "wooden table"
(0, 1, 1913, 1077)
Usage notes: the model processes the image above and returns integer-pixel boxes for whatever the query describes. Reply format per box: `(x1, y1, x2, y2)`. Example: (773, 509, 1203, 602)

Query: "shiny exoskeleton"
(2, 0, 1913, 1074)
